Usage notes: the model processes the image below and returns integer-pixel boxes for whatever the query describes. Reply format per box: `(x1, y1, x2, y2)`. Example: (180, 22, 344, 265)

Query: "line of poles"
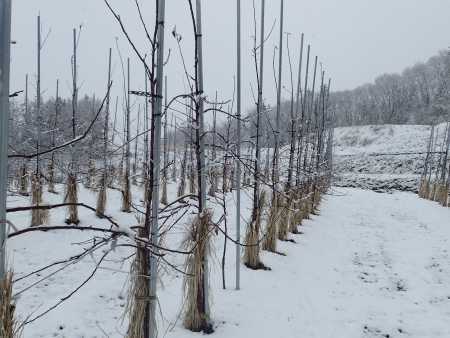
(0, 1, 334, 337)
(419, 123, 450, 206)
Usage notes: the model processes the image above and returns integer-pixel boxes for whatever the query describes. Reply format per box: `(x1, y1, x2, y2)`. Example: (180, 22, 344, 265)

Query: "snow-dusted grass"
(6, 180, 450, 337)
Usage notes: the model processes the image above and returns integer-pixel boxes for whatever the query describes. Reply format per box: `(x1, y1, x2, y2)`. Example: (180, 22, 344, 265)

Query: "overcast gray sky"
(9, 0, 450, 119)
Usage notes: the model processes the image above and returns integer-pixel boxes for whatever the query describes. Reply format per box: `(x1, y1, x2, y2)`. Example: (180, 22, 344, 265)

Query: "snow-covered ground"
(7, 180, 450, 337)
(333, 124, 433, 156)
(332, 124, 448, 192)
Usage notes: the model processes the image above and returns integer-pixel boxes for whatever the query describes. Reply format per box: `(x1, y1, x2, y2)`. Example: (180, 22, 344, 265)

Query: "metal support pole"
(164, 76, 168, 181)
(274, 0, 284, 221)
(302, 45, 310, 127)
(322, 78, 331, 155)
(144, 69, 149, 174)
(236, 0, 241, 291)
(37, 16, 41, 180)
(55, 78, 59, 135)
(210, 96, 216, 187)
(112, 96, 118, 146)
(148, 0, 165, 336)
(25, 74, 29, 146)
(196, 0, 206, 211)
(303, 55, 317, 171)
(212, 92, 217, 166)
(429, 127, 439, 183)
(442, 123, 450, 182)
(423, 126, 434, 179)
(310, 56, 318, 121)
(0, 0, 12, 277)
(189, 90, 194, 172)
(172, 116, 177, 181)
(312, 71, 324, 199)
(317, 71, 325, 155)
(126, 58, 131, 194)
(103, 48, 112, 194)
(51, 78, 59, 188)
(296, 45, 310, 181)
(72, 28, 78, 176)
(35, 16, 43, 222)
(289, 34, 304, 186)
(135, 105, 140, 170)
(195, 0, 210, 327)
(25, 74, 28, 133)
(256, 0, 266, 210)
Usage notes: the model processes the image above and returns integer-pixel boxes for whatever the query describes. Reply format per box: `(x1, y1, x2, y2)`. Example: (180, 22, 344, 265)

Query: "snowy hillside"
(333, 123, 448, 192)
(334, 124, 432, 155)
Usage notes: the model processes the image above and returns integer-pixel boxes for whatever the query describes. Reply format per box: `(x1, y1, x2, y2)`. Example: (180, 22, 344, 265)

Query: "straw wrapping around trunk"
(181, 209, 214, 332)
(64, 171, 79, 224)
(244, 190, 268, 270)
(177, 175, 186, 202)
(47, 163, 56, 193)
(429, 181, 437, 201)
(18, 165, 29, 197)
(423, 180, 430, 200)
(160, 179, 168, 205)
(230, 167, 236, 190)
(436, 180, 448, 206)
(207, 171, 216, 197)
(124, 233, 150, 338)
(121, 171, 132, 213)
(289, 188, 303, 233)
(96, 181, 107, 218)
(188, 169, 197, 199)
(418, 178, 425, 198)
(0, 269, 24, 338)
(132, 163, 137, 186)
(261, 196, 277, 253)
(30, 174, 49, 227)
(108, 165, 116, 188)
(277, 195, 289, 241)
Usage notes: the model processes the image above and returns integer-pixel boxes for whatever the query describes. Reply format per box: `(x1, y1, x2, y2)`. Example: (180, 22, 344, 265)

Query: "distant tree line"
(330, 48, 450, 127)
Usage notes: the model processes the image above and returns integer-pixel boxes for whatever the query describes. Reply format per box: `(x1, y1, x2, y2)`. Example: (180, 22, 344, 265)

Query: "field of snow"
(6, 177, 450, 337)
(332, 123, 449, 192)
